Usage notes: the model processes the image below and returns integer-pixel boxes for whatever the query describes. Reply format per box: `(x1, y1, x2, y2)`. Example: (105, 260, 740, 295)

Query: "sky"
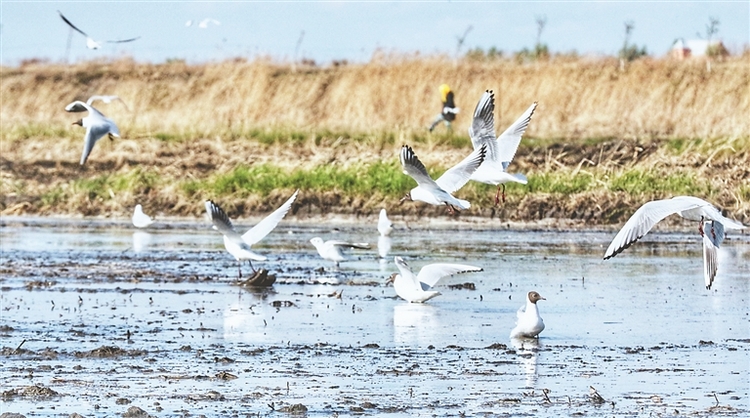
(1, 1, 748, 66)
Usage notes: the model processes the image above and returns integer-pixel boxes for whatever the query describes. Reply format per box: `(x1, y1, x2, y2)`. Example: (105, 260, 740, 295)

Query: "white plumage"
(603, 196, 744, 289)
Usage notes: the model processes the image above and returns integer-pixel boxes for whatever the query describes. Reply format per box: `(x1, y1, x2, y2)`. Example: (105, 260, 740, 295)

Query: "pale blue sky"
(1, 1, 748, 66)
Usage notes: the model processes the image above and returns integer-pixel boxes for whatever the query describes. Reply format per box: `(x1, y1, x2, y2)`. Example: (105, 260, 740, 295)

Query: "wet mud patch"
(1, 220, 748, 416)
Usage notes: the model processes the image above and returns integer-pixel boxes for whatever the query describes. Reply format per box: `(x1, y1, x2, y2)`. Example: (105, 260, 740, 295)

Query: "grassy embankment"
(1, 56, 748, 224)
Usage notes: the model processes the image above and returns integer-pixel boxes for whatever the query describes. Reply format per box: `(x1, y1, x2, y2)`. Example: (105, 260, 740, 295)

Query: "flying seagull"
(399, 144, 486, 214)
(603, 196, 745, 289)
(58, 10, 141, 50)
(205, 191, 298, 278)
(64, 99, 121, 165)
(468, 90, 537, 205)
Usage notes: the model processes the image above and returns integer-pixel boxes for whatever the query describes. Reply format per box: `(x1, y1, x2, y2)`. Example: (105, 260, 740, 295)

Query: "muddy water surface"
(1, 216, 748, 417)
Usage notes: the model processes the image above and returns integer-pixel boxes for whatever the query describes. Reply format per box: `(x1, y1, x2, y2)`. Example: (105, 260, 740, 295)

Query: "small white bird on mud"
(132, 204, 154, 228)
(468, 90, 537, 205)
(205, 190, 298, 278)
(399, 144, 487, 215)
(65, 97, 125, 165)
(510, 291, 546, 339)
(603, 196, 745, 289)
(58, 10, 141, 50)
(378, 208, 393, 236)
(386, 256, 483, 303)
(309, 237, 370, 266)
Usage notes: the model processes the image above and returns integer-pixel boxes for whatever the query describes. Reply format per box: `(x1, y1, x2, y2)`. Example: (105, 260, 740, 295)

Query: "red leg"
(494, 186, 501, 206)
(501, 184, 507, 203)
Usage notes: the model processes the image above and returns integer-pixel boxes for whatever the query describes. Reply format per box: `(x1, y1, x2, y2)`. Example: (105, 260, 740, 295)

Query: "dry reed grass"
(1, 56, 748, 224)
(2, 55, 748, 140)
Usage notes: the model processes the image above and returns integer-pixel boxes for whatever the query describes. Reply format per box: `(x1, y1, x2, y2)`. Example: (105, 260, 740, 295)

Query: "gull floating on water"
(603, 196, 745, 289)
(58, 10, 141, 50)
(386, 256, 482, 303)
(205, 190, 298, 278)
(510, 291, 546, 339)
(399, 144, 487, 214)
(309, 237, 370, 266)
(468, 90, 537, 205)
(132, 204, 154, 228)
(378, 208, 393, 236)
(65, 100, 121, 165)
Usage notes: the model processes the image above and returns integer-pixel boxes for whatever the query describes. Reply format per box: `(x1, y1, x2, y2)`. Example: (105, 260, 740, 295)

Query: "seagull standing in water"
(399, 144, 487, 214)
(58, 10, 141, 50)
(132, 204, 154, 228)
(603, 196, 745, 289)
(378, 209, 393, 236)
(510, 291, 546, 339)
(65, 99, 122, 165)
(205, 191, 298, 278)
(309, 237, 370, 266)
(468, 90, 537, 205)
(386, 256, 482, 303)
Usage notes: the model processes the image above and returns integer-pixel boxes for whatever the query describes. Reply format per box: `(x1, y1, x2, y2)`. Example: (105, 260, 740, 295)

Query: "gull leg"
(444, 203, 456, 215)
(238, 263, 242, 279)
(248, 260, 257, 274)
(494, 186, 501, 206)
(501, 184, 507, 203)
(698, 217, 704, 237)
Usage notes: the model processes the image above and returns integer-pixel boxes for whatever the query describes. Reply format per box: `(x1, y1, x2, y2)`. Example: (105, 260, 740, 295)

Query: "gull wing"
(394, 257, 424, 292)
(86, 95, 130, 111)
(435, 143, 487, 194)
(400, 145, 439, 189)
(417, 263, 483, 289)
(57, 10, 89, 37)
(205, 200, 241, 238)
(105, 36, 141, 44)
(65, 101, 91, 113)
(496, 102, 537, 165)
(603, 197, 705, 259)
(328, 240, 370, 250)
(702, 220, 725, 290)
(241, 190, 298, 245)
(468, 90, 497, 157)
(516, 304, 526, 319)
(80, 123, 110, 165)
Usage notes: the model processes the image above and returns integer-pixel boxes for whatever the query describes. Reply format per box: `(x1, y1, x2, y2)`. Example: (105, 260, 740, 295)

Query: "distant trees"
(619, 21, 648, 69)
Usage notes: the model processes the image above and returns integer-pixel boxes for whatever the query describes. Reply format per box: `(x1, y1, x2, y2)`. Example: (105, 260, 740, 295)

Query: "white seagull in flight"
(65, 99, 122, 165)
(58, 10, 141, 50)
(603, 196, 745, 289)
(205, 190, 298, 278)
(399, 144, 487, 214)
(468, 90, 537, 205)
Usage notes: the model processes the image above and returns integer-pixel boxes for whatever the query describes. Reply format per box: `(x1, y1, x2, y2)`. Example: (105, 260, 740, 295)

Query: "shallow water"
(1, 216, 748, 417)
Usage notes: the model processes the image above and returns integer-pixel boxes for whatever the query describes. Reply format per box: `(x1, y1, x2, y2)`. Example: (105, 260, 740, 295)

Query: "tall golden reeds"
(2, 55, 748, 140)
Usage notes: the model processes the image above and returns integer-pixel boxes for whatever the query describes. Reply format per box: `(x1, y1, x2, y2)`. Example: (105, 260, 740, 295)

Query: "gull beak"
(72, 119, 83, 126)
(399, 193, 410, 204)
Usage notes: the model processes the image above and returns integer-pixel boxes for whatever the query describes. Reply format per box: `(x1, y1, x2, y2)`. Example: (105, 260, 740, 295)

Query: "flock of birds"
(115, 87, 745, 341)
(57, 10, 221, 52)
(52, 9, 746, 340)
